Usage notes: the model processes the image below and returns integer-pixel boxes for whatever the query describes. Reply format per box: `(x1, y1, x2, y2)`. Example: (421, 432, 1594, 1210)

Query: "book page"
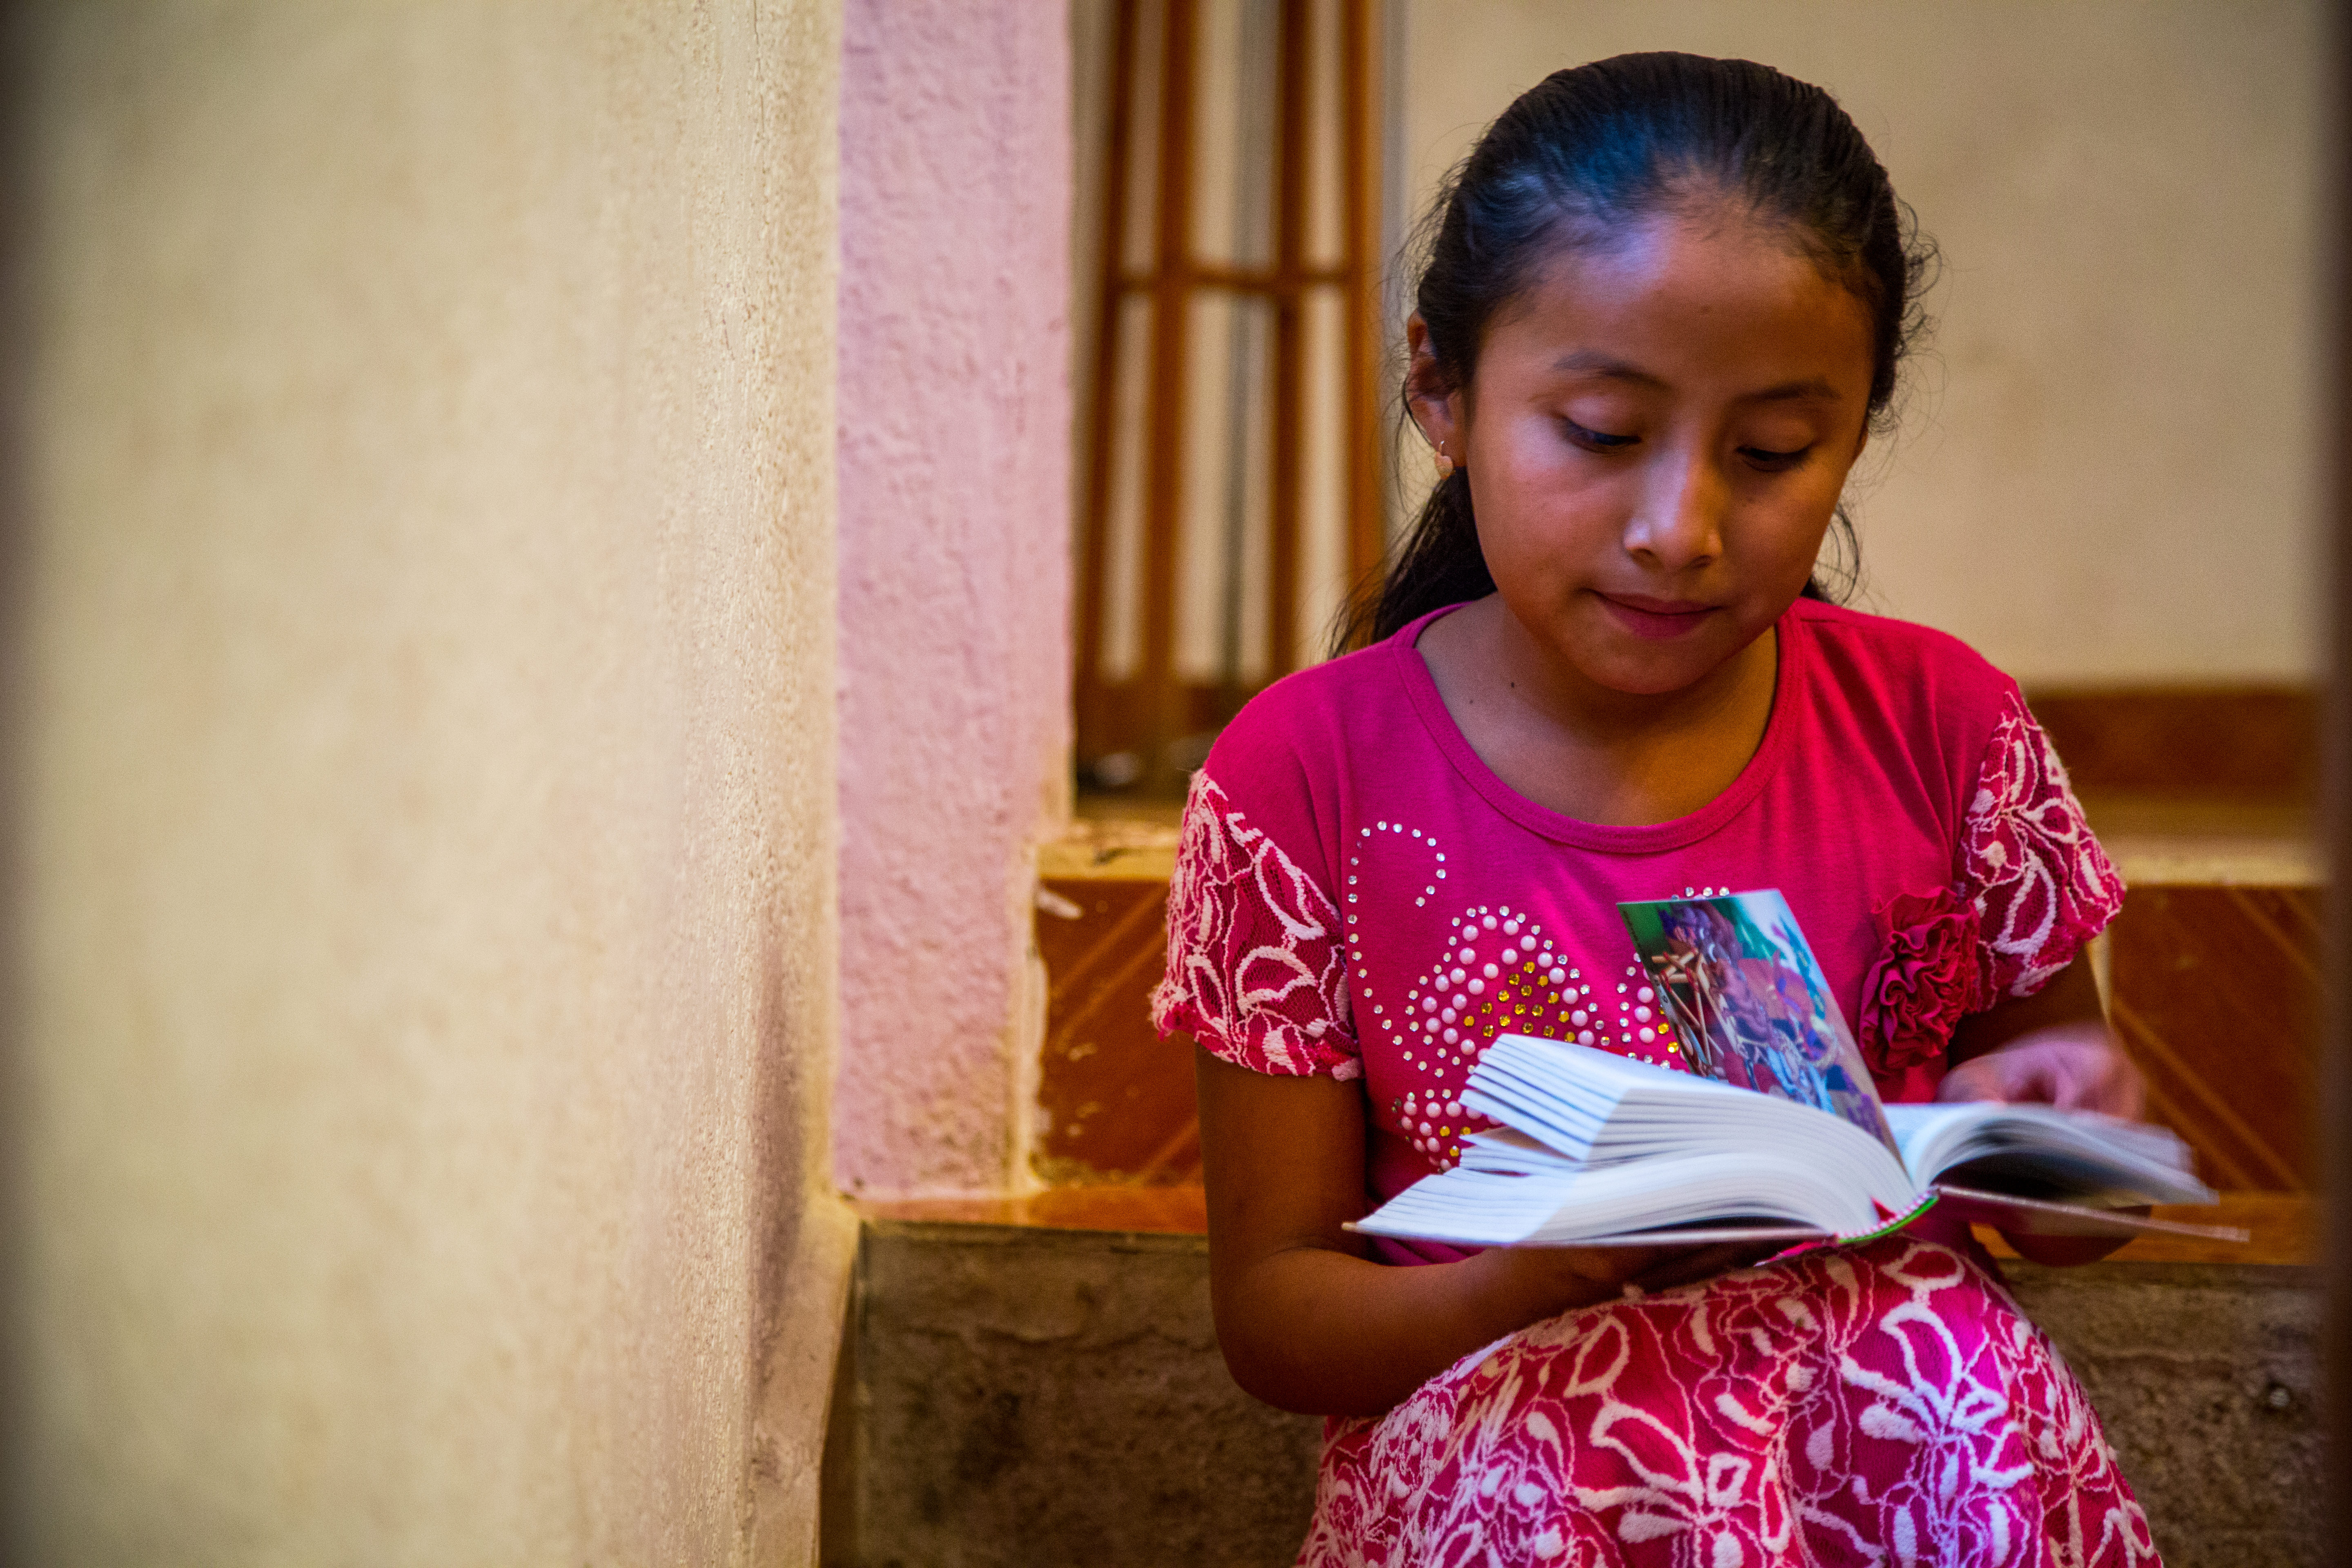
(1928, 1185, 2245, 1242)
(1619, 889, 1899, 1156)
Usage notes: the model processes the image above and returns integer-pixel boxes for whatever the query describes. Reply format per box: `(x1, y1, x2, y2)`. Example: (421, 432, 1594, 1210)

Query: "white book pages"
(1349, 1151, 1907, 1247)
(1884, 1103, 2213, 1205)
(1357, 1030, 2228, 1252)
(1927, 1185, 2247, 1241)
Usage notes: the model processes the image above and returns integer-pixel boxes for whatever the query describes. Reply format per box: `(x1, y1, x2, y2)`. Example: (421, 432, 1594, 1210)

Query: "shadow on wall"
(0, 10, 36, 1552)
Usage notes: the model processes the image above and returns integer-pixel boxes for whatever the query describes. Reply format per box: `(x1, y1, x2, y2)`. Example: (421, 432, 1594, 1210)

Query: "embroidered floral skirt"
(1301, 1238, 2159, 1567)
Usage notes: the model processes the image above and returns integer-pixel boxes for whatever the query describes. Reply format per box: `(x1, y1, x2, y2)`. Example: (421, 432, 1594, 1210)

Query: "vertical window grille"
(1073, 0, 1389, 795)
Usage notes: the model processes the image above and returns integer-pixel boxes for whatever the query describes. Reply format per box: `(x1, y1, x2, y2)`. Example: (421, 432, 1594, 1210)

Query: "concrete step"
(819, 1218, 2320, 1568)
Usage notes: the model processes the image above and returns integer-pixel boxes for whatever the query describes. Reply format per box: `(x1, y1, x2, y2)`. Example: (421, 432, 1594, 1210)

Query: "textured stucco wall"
(4, 3, 849, 1562)
(834, 0, 1072, 1196)
(1401, 0, 2326, 685)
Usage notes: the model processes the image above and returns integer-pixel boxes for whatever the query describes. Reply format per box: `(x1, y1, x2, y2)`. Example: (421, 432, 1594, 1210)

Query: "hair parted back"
(1335, 51, 1935, 654)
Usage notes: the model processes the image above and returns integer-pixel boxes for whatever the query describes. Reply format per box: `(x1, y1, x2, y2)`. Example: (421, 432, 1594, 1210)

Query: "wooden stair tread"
(1031, 810, 2326, 1228)
(1975, 1191, 2310, 1266)
(2102, 835, 2319, 887)
(861, 1187, 2307, 1265)
(858, 1186, 1208, 1235)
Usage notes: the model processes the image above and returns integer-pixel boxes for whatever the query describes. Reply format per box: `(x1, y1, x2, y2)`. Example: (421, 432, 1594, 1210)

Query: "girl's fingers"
(1520, 1240, 1763, 1302)
(1938, 1032, 2146, 1118)
(1933, 1054, 2009, 1103)
(2027, 1041, 2143, 1116)
(1551, 1245, 1659, 1286)
(1629, 1241, 1777, 1292)
(2100, 1042, 2146, 1117)
(2012, 1060, 2068, 1104)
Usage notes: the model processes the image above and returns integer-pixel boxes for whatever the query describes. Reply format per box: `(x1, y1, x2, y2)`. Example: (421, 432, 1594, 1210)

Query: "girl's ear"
(1404, 314, 1463, 461)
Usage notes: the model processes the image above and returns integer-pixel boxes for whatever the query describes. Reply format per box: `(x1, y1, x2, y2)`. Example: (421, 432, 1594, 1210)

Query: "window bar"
(1136, 0, 1196, 782)
(1342, 0, 1387, 595)
(1075, 0, 1139, 727)
(1268, 0, 1310, 677)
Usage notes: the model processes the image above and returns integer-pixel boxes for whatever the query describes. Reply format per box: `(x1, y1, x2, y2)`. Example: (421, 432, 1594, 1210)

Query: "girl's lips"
(1595, 591, 1717, 639)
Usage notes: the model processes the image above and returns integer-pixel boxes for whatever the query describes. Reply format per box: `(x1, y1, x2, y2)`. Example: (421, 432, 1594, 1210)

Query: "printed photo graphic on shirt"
(1620, 888, 1898, 1154)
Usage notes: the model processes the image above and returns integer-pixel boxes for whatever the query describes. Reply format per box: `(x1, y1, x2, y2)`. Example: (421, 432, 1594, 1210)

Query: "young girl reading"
(1154, 52, 2160, 1566)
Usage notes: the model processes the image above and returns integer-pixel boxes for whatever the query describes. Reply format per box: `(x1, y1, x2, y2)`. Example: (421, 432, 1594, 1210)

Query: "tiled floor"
(2109, 885, 2319, 1191)
(1033, 821, 1189, 1185)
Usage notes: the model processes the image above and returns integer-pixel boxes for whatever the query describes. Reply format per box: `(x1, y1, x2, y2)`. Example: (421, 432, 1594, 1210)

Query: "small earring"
(1433, 442, 1455, 481)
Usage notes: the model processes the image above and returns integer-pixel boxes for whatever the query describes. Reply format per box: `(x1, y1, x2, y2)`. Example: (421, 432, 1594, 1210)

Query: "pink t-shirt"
(1152, 599, 2123, 1264)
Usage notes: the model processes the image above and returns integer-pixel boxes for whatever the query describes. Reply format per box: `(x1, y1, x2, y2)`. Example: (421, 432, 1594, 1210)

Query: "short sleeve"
(1962, 688, 2125, 999)
(1149, 769, 1360, 1079)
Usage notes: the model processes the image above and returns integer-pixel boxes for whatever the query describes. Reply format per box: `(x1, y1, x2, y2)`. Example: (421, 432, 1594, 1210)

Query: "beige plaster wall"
(833, 0, 1071, 1196)
(5, 2, 849, 1562)
(1400, 0, 2328, 686)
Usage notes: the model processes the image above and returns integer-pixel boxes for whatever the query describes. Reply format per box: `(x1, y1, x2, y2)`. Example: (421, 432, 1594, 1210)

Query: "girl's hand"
(1941, 952, 2144, 1118)
(1936, 956, 2150, 1265)
(1195, 1049, 1778, 1414)
(1932, 1021, 2144, 1118)
(1476, 1240, 1776, 1323)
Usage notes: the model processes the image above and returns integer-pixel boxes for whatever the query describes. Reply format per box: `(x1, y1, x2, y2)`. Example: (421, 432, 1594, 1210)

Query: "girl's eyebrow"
(1551, 350, 1664, 387)
(1550, 350, 1843, 404)
(1750, 377, 1844, 403)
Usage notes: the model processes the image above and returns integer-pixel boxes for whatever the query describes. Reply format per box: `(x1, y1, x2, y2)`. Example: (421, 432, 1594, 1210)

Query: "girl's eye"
(1564, 418, 1637, 452)
(1740, 444, 1813, 472)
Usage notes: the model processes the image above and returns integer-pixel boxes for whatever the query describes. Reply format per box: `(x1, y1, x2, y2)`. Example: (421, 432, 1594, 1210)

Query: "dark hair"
(1336, 52, 1935, 653)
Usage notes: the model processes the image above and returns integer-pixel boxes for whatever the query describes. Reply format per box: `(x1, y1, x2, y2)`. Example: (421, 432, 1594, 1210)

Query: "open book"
(1352, 889, 2241, 1250)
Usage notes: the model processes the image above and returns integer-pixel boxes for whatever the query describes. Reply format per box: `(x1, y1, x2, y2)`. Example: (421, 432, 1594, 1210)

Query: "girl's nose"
(1625, 451, 1726, 571)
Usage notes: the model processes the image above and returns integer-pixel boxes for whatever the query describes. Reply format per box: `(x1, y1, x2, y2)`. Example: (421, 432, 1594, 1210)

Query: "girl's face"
(1410, 204, 1878, 699)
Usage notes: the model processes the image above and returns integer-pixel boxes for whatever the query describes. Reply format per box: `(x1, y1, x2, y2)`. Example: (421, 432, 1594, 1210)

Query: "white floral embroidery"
(1963, 691, 2126, 998)
(1152, 771, 1358, 1078)
(1299, 1237, 2158, 1566)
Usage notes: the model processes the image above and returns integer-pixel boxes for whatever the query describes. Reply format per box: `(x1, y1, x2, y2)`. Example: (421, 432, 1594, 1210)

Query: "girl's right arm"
(1195, 1046, 1762, 1416)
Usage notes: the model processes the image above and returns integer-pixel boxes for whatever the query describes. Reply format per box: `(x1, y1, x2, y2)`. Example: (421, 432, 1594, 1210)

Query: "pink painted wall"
(835, 0, 1073, 1194)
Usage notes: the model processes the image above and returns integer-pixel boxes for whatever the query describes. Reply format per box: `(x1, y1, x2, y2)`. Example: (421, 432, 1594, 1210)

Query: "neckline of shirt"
(1389, 599, 1810, 853)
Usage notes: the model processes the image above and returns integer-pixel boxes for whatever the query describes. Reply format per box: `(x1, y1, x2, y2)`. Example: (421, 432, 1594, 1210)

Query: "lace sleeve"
(1149, 771, 1359, 1079)
(1962, 690, 2125, 999)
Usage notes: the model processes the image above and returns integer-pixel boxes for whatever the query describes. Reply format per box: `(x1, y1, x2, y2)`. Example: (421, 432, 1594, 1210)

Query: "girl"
(1154, 52, 2158, 1567)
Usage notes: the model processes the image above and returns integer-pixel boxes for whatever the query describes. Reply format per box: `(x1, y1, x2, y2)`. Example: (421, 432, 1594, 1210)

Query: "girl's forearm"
(1193, 1050, 1764, 1415)
(1214, 1242, 1596, 1416)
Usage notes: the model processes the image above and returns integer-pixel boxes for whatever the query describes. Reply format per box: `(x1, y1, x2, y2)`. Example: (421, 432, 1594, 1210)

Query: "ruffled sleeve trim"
(1150, 770, 1361, 1079)
(1962, 689, 2125, 999)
